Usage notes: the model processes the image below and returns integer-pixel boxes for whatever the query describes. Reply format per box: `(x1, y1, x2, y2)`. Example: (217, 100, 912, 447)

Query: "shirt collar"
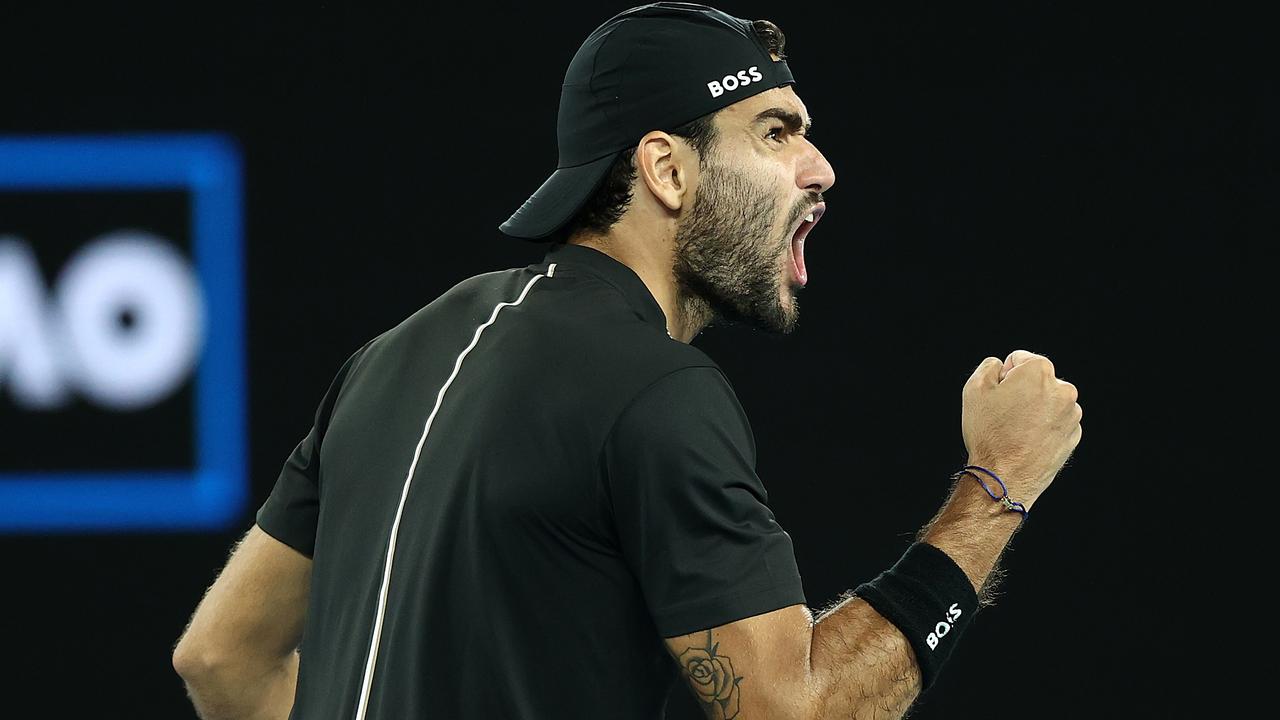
(543, 243, 669, 334)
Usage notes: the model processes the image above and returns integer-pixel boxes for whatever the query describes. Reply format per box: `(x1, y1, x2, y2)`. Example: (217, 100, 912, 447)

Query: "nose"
(798, 142, 835, 194)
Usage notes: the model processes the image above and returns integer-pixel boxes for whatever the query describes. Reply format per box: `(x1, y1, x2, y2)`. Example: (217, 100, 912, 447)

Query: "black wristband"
(854, 542, 978, 691)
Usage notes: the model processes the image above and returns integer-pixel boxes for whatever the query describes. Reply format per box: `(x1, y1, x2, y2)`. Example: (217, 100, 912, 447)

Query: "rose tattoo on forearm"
(677, 631, 743, 720)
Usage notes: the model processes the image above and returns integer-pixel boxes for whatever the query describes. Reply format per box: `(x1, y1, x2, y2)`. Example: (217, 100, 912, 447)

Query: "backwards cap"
(499, 2, 795, 241)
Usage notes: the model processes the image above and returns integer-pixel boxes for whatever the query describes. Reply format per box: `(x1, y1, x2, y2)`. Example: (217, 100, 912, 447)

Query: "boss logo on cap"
(707, 65, 764, 98)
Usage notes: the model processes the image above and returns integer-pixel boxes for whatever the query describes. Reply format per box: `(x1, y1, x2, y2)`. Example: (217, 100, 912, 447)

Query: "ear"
(634, 131, 691, 213)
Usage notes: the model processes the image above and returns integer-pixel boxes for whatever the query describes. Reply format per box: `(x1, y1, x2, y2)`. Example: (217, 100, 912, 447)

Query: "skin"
(172, 84, 1083, 719)
(569, 85, 834, 342)
(570, 88, 1083, 718)
(172, 525, 308, 720)
(659, 351, 1081, 720)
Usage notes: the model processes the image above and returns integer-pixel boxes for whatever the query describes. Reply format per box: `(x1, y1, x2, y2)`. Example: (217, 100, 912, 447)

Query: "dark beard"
(672, 160, 799, 335)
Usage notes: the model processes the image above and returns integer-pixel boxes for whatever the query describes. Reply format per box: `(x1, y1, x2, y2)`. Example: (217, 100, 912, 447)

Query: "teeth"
(804, 213, 815, 223)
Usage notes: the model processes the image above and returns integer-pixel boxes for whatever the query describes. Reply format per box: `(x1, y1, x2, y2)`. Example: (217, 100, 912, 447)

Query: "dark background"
(1, 1, 1264, 717)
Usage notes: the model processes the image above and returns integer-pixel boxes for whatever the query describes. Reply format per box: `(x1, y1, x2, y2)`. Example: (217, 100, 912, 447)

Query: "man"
(173, 3, 1082, 719)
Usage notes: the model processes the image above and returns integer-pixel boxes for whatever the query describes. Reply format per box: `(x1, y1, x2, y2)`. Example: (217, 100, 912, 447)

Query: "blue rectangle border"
(0, 134, 247, 531)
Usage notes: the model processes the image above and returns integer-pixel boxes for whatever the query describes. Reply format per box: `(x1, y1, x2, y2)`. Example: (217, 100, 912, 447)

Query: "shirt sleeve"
(603, 366, 806, 638)
(255, 344, 368, 557)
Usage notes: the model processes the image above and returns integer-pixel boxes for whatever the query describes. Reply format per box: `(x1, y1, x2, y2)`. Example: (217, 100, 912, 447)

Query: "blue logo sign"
(0, 135, 246, 532)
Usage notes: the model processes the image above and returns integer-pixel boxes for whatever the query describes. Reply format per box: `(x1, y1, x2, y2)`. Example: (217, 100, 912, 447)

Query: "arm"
(173, 524, 312, 720)
(667, 352, 1081, 719)
(666, 478, 1021, 720)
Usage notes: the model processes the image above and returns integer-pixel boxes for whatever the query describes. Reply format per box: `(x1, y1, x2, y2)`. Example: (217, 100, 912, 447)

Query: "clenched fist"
(961, 351, 1082, 510)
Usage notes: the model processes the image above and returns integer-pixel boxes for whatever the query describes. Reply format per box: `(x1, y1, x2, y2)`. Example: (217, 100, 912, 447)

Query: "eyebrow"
(754, 107, 813, 136)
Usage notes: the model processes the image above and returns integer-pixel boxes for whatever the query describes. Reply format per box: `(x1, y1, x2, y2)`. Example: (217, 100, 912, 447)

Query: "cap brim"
(499, 152, 619, 241)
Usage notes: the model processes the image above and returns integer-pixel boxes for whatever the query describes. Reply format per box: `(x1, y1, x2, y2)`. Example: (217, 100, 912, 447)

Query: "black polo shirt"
(256, 242, 806, 719)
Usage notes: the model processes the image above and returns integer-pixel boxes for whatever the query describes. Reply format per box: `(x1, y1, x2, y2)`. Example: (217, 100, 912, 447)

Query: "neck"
(566, 234, 712, 343)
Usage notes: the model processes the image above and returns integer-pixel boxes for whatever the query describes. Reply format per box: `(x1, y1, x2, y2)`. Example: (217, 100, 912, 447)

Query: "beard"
(672, 158, 808, 336)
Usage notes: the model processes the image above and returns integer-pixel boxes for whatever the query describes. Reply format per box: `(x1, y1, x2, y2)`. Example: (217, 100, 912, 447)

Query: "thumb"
(965, 357, 1003, 393)
(1003, 349, 1042, 373)
(1002, 349, 1050, 382)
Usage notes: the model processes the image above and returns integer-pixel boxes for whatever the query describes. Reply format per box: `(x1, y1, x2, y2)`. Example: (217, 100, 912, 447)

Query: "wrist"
(963, 457, 1036, 511)
(920, 477, 1023, 593)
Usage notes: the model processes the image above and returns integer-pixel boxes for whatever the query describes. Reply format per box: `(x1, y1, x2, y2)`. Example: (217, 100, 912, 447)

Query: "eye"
(766, 126, 786, 142)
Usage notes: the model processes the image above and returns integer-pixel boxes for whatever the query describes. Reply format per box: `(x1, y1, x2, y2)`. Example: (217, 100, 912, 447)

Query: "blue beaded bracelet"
(955, 465, 1028, 519)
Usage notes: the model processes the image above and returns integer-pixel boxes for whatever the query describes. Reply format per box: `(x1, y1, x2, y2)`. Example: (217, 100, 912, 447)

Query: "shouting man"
(174, 4, 1082, 718)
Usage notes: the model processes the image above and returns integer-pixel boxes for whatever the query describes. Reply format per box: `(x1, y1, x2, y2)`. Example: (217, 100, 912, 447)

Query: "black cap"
(499, 2, 795, 241)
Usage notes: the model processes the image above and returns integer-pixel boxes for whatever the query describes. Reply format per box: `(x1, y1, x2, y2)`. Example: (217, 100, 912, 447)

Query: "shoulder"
(616, 364, 748, 424)
(608, 364, 755, 457)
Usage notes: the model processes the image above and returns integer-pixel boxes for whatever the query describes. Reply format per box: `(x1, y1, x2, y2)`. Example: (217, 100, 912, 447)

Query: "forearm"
(804, 477, 1022, 719)
(807, 594, 922, 719)
(180, 649, 299, 720)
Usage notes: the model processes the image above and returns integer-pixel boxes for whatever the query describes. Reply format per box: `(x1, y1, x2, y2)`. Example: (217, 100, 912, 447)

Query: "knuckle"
(1028, 356, 1054, 375)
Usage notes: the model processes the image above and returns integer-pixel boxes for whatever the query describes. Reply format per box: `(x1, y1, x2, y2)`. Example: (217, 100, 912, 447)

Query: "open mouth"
(790, 202, 826, 287)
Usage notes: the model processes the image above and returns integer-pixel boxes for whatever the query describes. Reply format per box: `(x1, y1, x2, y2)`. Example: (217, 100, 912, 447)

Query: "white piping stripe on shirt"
(353, 262, 556, 719)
